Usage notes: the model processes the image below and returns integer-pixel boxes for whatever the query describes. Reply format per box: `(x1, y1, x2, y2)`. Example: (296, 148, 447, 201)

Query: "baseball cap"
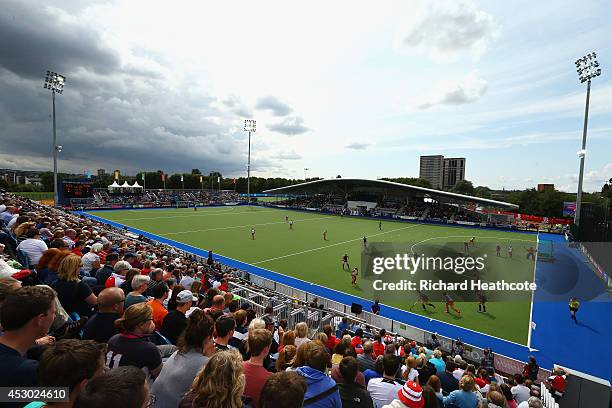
(397, 381, 424, 408)
(177, 290, 198, 304)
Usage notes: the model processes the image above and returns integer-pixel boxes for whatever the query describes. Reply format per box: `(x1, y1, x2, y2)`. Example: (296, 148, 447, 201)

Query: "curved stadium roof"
(263, 178, 518, 210)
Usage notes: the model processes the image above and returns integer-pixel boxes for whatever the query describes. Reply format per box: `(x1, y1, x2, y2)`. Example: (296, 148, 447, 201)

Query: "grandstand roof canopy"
(263, 178, 519, 209)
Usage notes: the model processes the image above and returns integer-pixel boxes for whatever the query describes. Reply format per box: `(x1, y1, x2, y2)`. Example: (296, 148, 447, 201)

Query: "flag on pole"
(181, 175, 184, 182)
(217, 176, 220, 183)
(161, 174, 165, 182)
(141, 173, 145, 181)
(233, 178, 236, 184)
(199, 175, 203, 183)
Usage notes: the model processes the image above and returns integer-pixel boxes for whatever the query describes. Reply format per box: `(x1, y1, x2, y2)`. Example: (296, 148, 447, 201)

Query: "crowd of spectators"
(79, 190, 242, 209)
(0, 192, 566, 408)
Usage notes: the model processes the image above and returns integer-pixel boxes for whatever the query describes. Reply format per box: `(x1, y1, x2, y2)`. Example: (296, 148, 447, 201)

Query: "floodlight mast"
(43, 71, 66, 206)
(244, 119, 256, 206)
(574, 53, 602, 227)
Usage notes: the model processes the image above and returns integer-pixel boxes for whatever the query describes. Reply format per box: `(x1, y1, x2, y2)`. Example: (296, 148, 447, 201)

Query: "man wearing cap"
(382, 380, 424, 408)
(160, 290, 195, 344)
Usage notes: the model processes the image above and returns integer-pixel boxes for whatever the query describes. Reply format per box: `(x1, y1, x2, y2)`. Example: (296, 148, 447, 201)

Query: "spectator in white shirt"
(16, 229, 48, 267)
(179, 270, 195, 289)
(81, 243, 102, 274)
(368, 354, 403, 408)
(511, 374, 531, 405)
(516, 396, 543, 408)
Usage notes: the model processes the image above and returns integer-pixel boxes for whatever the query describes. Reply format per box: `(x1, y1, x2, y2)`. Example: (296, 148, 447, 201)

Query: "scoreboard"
(63, 182, 93, 198)
(58, 181, 94, 204)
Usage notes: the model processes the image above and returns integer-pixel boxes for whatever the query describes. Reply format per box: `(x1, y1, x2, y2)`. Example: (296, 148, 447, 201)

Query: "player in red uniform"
(443, 292, 461, 316)
(351, 267, 358, 286)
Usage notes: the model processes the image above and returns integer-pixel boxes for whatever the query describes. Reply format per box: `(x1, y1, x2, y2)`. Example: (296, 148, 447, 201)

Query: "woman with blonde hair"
(13, 221, 36, 241)
(107, 302, 163, 377)
(179, 349, 245, 408)
(294, 322, 310, 348)
(50, 254, 97, 317)
(443, 375, 479, 408)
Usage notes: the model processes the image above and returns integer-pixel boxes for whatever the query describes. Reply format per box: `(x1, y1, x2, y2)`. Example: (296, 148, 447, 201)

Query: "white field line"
(113, 208, 276, 221)
(253, 224, 423, 265)
(527, 232, 539, 350)
(158, 216, 332, 236)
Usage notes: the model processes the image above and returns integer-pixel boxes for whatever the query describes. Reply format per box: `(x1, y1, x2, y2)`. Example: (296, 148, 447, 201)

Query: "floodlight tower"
(43, 71, 66, 206)
(574, 53, 602, 227)
(244, 119, 256, 206)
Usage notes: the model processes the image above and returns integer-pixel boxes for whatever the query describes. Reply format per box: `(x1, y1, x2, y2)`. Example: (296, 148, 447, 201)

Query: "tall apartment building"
(443, 157, 465, 189)
(419, 155, 466, 189)
(419, 155, 444, 189)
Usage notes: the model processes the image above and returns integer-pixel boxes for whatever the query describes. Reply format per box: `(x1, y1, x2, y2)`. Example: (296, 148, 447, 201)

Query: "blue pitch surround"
(76, 209, 612, 382)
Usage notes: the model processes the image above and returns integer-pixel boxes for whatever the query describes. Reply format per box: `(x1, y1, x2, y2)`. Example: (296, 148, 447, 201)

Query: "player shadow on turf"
(576, 321, 600, 335)
(479, 312, 496, 320)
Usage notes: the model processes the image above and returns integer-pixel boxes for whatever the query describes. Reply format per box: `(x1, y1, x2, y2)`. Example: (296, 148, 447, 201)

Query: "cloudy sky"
(1, 0, 611, 192)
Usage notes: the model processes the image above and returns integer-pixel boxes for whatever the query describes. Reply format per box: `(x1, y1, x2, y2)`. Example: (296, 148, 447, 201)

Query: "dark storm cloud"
(255, 95, 293, 116)
(0, 1, 285, 177)
(0, 1, 121, 79)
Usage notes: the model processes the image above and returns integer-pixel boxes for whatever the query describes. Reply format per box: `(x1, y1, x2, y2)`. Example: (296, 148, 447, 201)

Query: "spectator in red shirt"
(372, 331, 386, 358)
(71, 241, 85, 257)
(218, 279, 229, 293)
(323, 324, 339, 352)
(547, 368, 567, 400)
(351, 327, 364, 351)
(243, 329, 273, 408)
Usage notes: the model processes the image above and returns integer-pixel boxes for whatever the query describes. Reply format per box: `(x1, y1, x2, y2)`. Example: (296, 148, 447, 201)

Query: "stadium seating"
(0, 192, 598, 407)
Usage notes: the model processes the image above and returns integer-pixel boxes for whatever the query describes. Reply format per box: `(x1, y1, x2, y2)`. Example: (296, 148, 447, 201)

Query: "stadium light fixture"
(43, 70, 67, 206)
(244, 119, 256, 206)
(573, 52, 602, 228)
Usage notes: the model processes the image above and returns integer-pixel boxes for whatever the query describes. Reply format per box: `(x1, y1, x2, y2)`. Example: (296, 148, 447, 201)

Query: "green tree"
(191, 169, 201, 175)
(40, 172, 54, 192)
(474, 186, 492, 199)
(450, 180, 475, 196)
